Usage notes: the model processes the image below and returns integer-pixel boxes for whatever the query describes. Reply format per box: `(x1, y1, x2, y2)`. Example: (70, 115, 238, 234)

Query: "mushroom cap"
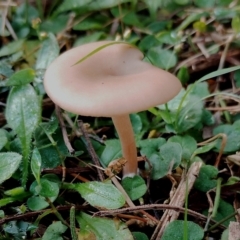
(44, 41, 182, 117)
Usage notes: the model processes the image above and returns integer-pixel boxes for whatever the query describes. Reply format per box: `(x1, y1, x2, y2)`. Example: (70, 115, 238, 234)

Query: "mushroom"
(44, 41, 182, 178)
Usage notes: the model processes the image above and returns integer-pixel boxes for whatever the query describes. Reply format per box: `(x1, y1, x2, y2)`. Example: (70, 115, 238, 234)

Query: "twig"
(78, 120, 104, 181)
(55, 106, 75, 154)
(94, 203, 225, 230)
(0, 205, 88, 225)
(151, 161, 203, 240)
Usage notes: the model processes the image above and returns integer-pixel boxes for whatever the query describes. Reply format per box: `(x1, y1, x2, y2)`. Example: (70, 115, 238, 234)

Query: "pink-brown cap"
(44, 41, 182, 117)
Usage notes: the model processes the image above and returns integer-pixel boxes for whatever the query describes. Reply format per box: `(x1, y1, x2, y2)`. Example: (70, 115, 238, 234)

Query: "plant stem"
(112, 114, 137, 177)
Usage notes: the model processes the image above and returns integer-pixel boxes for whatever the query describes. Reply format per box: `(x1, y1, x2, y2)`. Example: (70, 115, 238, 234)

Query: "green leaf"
(100, 139, 122, 167)
(55, 0, 132, 14)
(42, 221, 67, 240)
(147, 47, 177, 70)
(76, 212, 133, 240)
(193, 141, 217, 156)
(74, 31, 106, 47)
(174, 0, 190, 5)
(40, 14, 69, 34)
(161, 220, 204, 240)
(122, 176, 147, 201)
(73, 16, 108, 31)
(0, 39, 24, 57)
(74, 181, 125, 209)
(130, 113, 143, 135)
(3, 220, 36, 238)
(203, 199, 235, 227)
(176, 95, 203, 133)
(39, 178, 59, 198)
(139, 138, 166, 159)
(194, 165, 218, 192)
(27, 196, 50, 211)
(5, 68, 35, 86)
(194, 0, 215, 7)
(188, 82, 210, 99)
(156, 31, 180, 45)
(213, 123, 240, 153)
(177, 67, 190, 85)
(5, 84, 41, 186)
(147, 142, 182, 180)
(168, 135, 197, 160)
(34, 127, 68, 168)
(0, 129, 8, 150)
(36, 33, 59, 70)
(27, 175, 60, 210)
(0, 152, 22, 184)
(132, 232, 149, 240)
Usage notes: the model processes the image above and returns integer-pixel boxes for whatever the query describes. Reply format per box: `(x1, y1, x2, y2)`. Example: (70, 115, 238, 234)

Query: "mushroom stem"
(112, 114, 137, 178)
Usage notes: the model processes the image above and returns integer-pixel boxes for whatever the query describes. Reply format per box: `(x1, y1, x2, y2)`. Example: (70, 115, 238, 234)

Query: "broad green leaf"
(213, 123, 240, 153)
(55, 0, 131, 14)
(138, 35, 160, 51)
(161, 220, 204, 240)
(122, 176, 147, 201)
(4, 220, 36, 238)
(147, 47, 177, 70)
(0, 61, 14, 78)
(74, 181, 125, 209)
(143, 0, 162, 18)
(194, 0, 215, 7)
(202, 109, 215, 126)
(203, 199, 235, 227)
(221, 229, 229, 240)
(100, 139, 122, 167)
(0, 129, 8, 150)
(5, 68, 35, 86)
(73, 16, 108, 31)
(132, 232, 149, 240)
(0, 152, 22, 184)
(77, 212, 133, 240)
(74, 31, 106, 47)
(36, 33, 59, 70)
(5, 84, 41, 186)
(232, 16, 240, 33)
(188, 82, 210, 99)
(130, 114, 143, 135)
(27, 196, 50, 211)
(139, 138, 166, 159)
(194, 165, 218, 192)
(42, 221, 67, 240)
(40, 14, 69, 34)
(168, 135, 197, 160)
(41, 115, 59, 135)
(156, 31, 180, 45)
(176, 95, 203, 133)
(38, 178, 59, 198)
(147, 142, 182, 180)
(234, 70, 240, 88)
(34, 127, 68, 168)
(0, 39, 24, 57)
(177, 67, 189, 85)
(27, 176, 60, 210)
(174, 0, 190, 5)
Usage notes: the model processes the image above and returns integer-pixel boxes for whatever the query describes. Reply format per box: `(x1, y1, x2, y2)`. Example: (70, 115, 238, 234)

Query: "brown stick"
(151, 161, 203, 240)
(78, 120, 105, 181)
